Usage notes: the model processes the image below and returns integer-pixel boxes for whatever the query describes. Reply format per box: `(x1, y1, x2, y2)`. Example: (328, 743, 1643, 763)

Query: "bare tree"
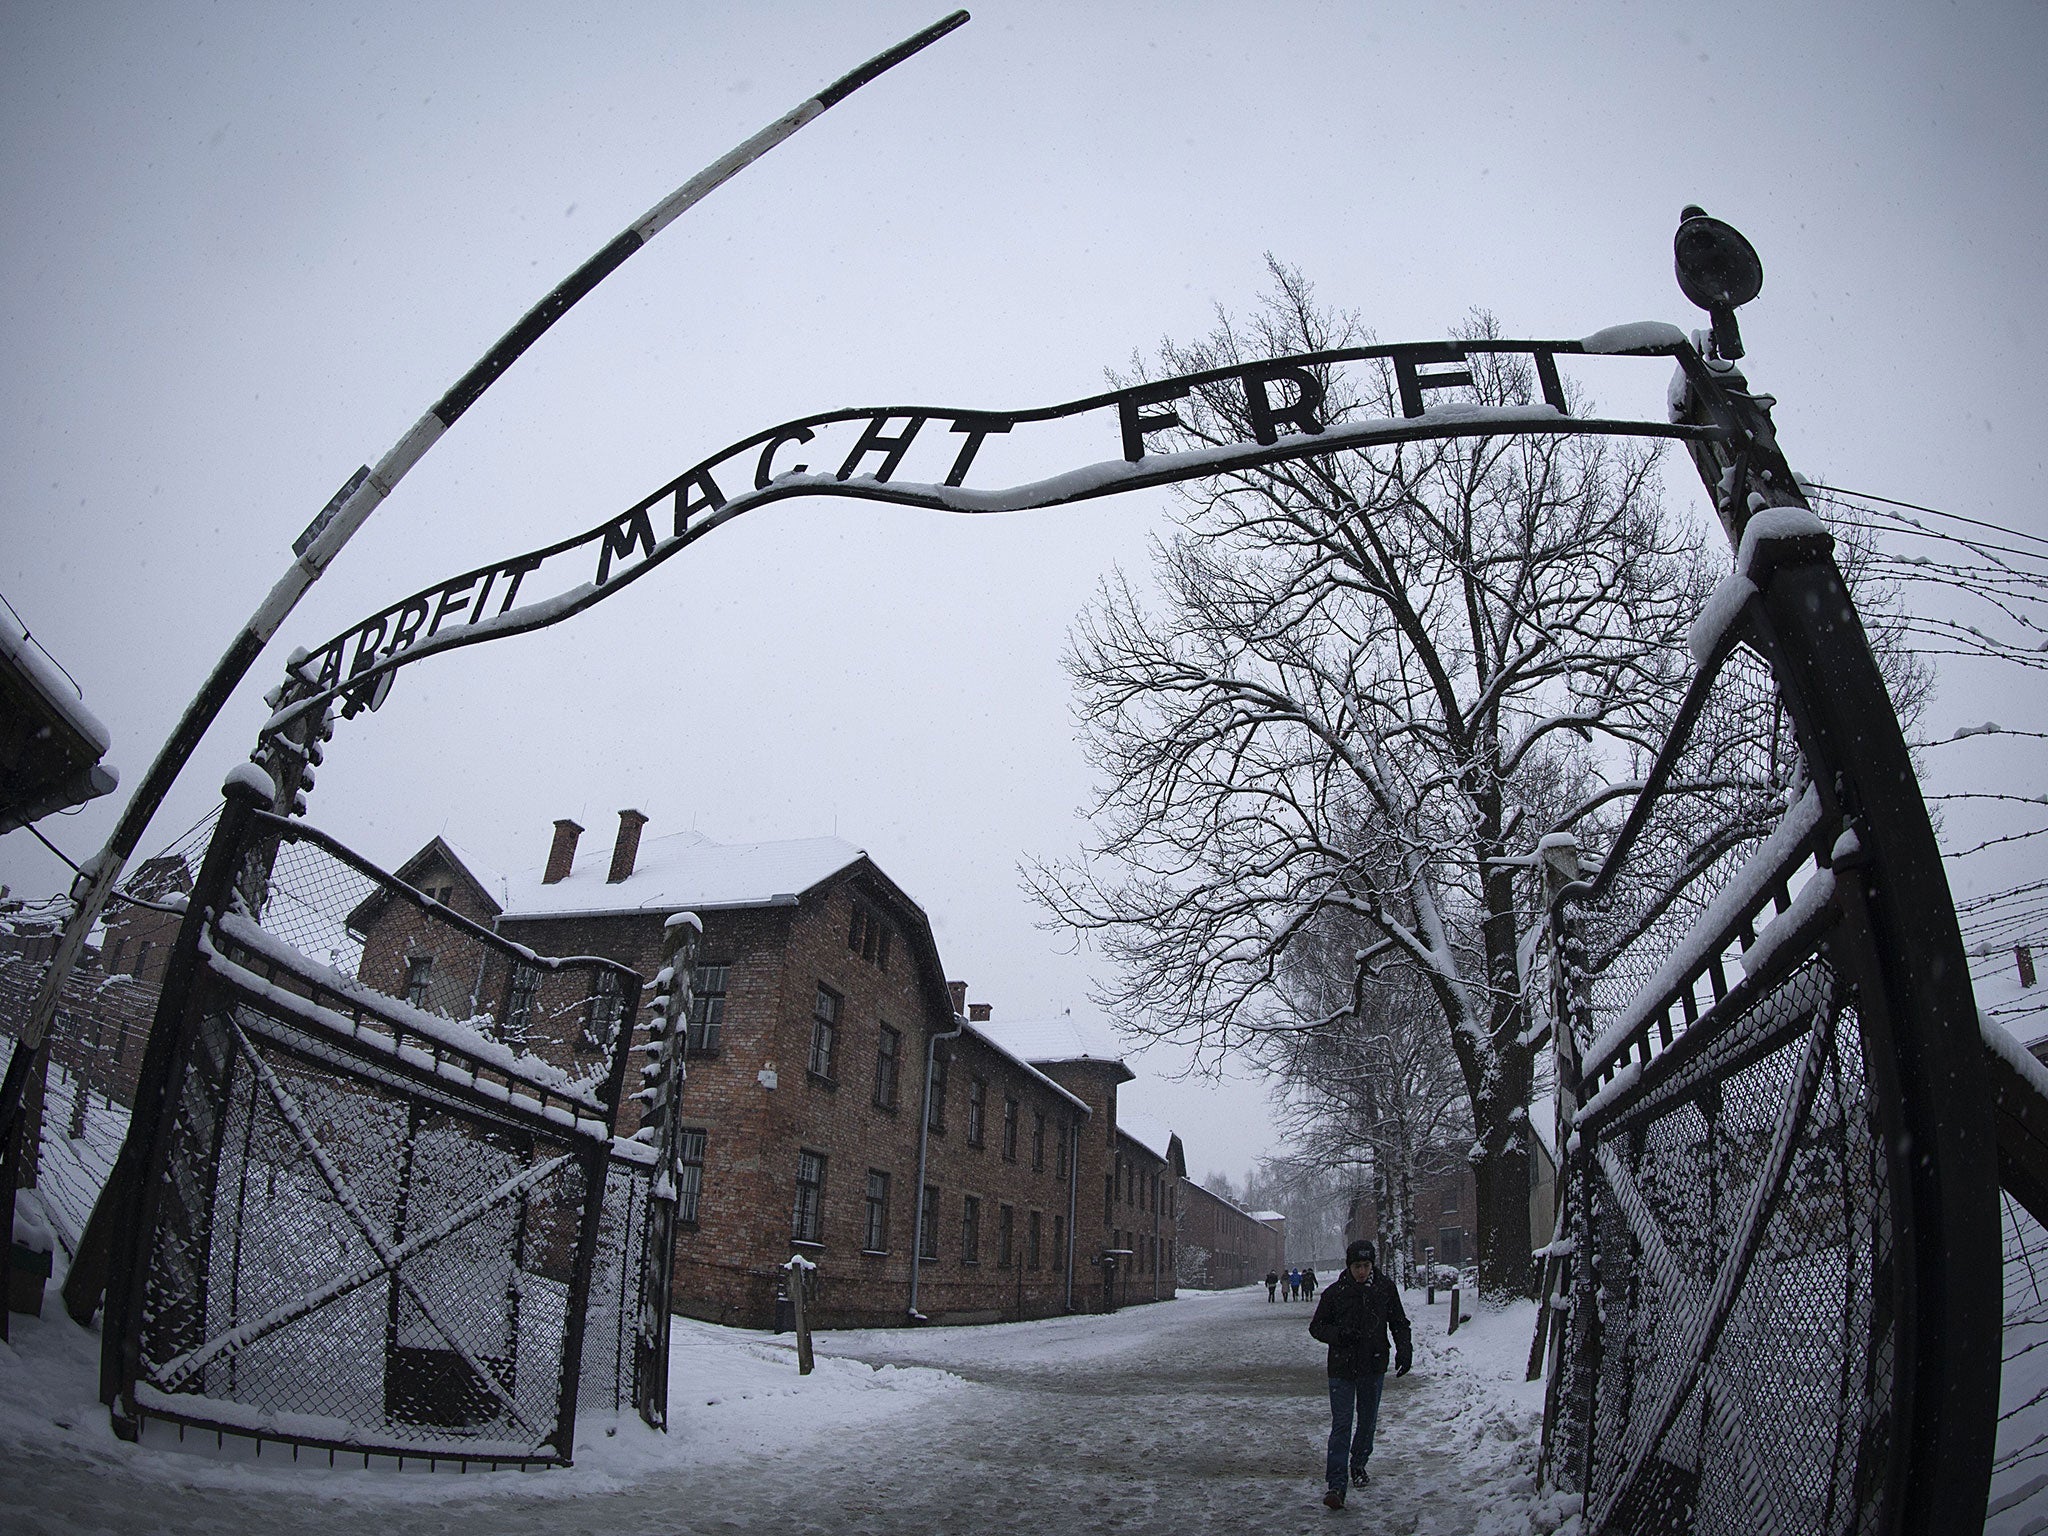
(1264, 910, 1470, 1288)
(1028, 260, 1709, 1296)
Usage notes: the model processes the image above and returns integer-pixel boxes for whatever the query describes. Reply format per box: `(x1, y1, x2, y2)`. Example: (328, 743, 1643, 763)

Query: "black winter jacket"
(1308, 1268, 1412, 1380)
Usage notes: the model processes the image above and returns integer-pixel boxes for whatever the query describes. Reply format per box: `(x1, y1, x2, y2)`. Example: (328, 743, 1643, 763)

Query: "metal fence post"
(93, 768, 269, 1409)
(631, 912, 698, 1430)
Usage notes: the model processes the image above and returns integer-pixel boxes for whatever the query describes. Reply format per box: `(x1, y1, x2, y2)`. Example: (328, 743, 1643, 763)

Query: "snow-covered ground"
(0, 1276, 1572, 1534)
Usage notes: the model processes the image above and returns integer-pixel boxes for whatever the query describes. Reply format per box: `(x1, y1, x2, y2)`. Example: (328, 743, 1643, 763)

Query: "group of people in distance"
(1265, 1264, 1319, 1301)
(1269, 1241, 1415, 1512)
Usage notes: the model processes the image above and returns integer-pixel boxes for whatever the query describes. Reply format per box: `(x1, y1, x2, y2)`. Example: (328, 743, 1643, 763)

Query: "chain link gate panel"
(1529, 517, 1999, 1534)
(102, 780, 661, 1467)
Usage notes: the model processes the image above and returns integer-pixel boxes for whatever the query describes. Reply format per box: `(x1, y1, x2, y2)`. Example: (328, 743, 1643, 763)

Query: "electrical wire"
(1807, 482, 2048, 553)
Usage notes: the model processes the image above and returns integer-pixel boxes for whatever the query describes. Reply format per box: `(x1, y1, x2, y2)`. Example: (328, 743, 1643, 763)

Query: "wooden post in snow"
(783, 1253, 816, 1375)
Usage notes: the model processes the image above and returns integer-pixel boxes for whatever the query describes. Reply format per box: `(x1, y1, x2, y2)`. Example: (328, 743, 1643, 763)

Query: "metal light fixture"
(1674, 205, 1763, 360)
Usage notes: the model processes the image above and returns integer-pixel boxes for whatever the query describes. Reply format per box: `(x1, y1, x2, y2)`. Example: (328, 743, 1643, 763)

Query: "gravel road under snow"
(0, 1285, 1556, 1534)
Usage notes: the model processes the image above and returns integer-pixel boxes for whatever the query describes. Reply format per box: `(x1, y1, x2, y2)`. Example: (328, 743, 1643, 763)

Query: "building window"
(809, 986, 840, 1081)
(1031, 1112, 1046, 1172)
(967, 1077, 987, 1147)
(998, 1203, 1014, 1268)
(582, 968, 622, 1053)
(847, 900, 892, 971)
(962, 1195, 981, 1265)
(677, 1128, 706, 1224)
(864, 1170, 891, 1253)
(1053, 1213, 1065, 1267)
(135, 939, 154, 980)
(1442, 1183, 1459, 1215)
(793, 1150, 826, 1244)
(1056, 1122, 1069, 1180)
(1438, 1227, 1463, 1266)
(1002, 1097, 1019, 1161)
(405, 954, 435, 1009)
(506, 962, 541, 1041)
(1028, 1209, 1042, 1270)
(874, 1024, 901, 1111)
(688, 964, 728, 1054)
(927, 1053, 948, 1133)
(104, 935, 125, 973)
(920, 1184, 941, 1260)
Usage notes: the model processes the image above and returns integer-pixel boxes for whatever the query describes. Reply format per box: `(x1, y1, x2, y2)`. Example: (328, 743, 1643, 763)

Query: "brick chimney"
(969, 1002, 992, 1023)
(608, 809, 649, 884)
(543, 818, 583, 885)
(948, 980, 968, 1017)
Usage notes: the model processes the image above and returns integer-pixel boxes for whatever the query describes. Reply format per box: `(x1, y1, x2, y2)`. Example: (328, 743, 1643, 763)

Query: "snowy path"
(0, 1286, 1553, 1534)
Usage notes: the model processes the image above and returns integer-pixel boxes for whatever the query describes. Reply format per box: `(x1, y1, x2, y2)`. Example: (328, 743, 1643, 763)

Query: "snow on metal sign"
(269, 324, 1724, 732)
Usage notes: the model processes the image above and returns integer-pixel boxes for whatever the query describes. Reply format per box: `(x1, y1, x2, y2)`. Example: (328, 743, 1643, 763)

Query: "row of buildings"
(338, 806, 1284, 1330)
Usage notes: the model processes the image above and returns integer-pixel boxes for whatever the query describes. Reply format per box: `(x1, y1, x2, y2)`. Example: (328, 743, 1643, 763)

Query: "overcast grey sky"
(3, 0, 2043, 1185)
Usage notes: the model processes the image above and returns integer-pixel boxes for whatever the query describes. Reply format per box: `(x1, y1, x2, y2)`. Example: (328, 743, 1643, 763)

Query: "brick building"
(352, 810, 1183, 1328)
(974, 1014, 1182, 1312)
(1177, 1180, 1287, 1289)
(94, 853, 192, 987)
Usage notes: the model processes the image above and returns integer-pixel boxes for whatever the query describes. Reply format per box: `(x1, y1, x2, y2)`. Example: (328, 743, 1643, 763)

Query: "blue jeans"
(1326, 1372, 1385, 1491)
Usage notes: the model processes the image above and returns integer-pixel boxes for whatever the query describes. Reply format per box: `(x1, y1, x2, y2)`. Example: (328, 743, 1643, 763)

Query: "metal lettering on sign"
(268, 330, 1721, 732)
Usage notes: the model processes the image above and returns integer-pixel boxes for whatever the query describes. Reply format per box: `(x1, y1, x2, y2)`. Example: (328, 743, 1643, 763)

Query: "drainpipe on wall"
(1064, 1120, 1080, 1312)
(908, 1008, 965, 1322)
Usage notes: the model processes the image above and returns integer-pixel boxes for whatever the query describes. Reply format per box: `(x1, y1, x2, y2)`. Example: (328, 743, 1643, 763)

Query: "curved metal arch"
(264, 327, 1729, 735)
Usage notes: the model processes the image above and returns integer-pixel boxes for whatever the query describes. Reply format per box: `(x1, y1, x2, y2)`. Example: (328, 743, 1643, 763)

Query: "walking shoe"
(1323, 1488, 1345, 1510)
(1351, 1463, 1369, 1487)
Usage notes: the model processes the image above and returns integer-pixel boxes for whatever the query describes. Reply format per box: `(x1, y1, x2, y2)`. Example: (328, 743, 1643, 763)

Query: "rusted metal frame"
(207, 932, 604, 1130)
(207, 975, 598, 1160)
(249, 809, 638, 994)
(1575, 834, 1837, 1125)
(237, 809, 641, 1110)
(548, 1123, 611, 1460)
(204, 1017, 547, 1439)
(632, 919, 698, 1431)
(1739, 540, 1999, 1534)
(1591, 1000, 1839, 1531)
(1583, 949, 1837, 1154)
(267, 399, 1727, 734)
(1984, 1043, 2048, 1231)
(1550, 622, 1754, 925)
(120, 1392, 558, 1473)
(99, 775, 268, 1408)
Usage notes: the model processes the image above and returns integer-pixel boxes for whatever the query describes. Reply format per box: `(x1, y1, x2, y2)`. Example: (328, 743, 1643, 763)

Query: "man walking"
(1267, 1269, 1280, 1302)
(1308, 1239, 1411, 1510)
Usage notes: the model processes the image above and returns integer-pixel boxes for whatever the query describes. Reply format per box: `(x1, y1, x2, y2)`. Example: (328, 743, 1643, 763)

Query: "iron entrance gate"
(103, 777, 654, 1466)
(1526, 508, 1999, 1531)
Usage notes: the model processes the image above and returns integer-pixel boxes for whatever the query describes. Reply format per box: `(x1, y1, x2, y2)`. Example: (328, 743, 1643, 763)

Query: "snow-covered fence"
(0, 812, 217, 1266)
(0, 955, 152, 1253)
(1527, 512, 2000, 1533)
(98, 778, 659, 1467)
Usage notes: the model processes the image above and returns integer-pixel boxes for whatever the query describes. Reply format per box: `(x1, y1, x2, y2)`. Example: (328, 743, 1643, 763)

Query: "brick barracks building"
(352, 809, 1184, 1329)
(1176, 1180, 1287, 1290)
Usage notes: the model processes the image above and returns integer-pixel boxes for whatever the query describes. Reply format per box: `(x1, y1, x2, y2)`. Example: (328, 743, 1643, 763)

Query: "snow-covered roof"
(976, 1012, 1128, 1068)
(0, 622, 110, 755)
(439, 836, 510, 910)
(1249, 1210, 1285, 1224)
(957, 1021, 1091, 1115)
(1116, 1108, 1175, 1163)
(500, 829, 864, 919)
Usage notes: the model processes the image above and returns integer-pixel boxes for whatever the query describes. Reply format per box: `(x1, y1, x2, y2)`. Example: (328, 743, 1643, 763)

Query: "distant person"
(1301, 1266, 1318, 1300)
(1266, 1270, 1280, 1303)
(1309, 1239, 1411, 1510)
(1287, 1267, 1301, 1301)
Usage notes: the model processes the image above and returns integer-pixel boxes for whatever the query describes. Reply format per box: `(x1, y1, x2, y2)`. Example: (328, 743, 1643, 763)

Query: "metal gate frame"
(1530, 359, 2000, 1531)
(101, 773, 652, 1466)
